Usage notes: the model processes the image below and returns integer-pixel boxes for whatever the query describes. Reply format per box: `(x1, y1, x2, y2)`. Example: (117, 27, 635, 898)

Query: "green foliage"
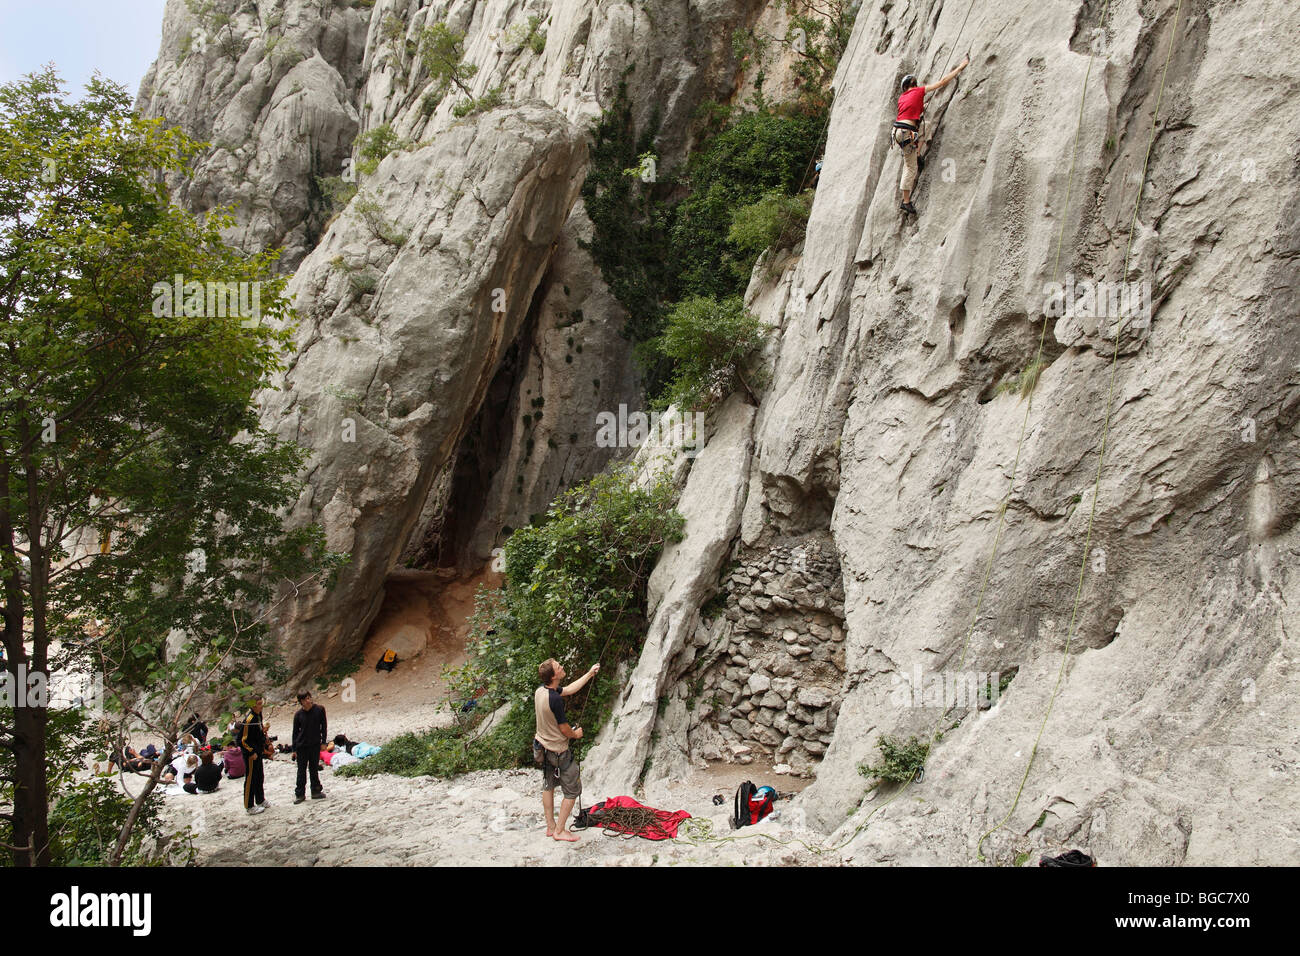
(352, 192, 408, 246)
(503, 14, 548, 55)
(577, 80, 670, 359)
(580, 87, 822, 402)
(185, 0, 245, 61)
(316, 174, 358, 221)
(653, 295, 772, 410)
(48, 779, 191, 866)
(668, 106, 826, 301)
(452, 86, 504, 119)
(782, 0, 858, 113)
(858, 734, 930, 786)
(418, 22, 478, 99)
(727, 187, 815, 269)
(379, 11, 406, 46)
(356, 467, 684, 778)
(0, 67, 342, 864)
(354, 122, 408, 175)
(0, 708, 94, 818)
(337, 704, 536, 778)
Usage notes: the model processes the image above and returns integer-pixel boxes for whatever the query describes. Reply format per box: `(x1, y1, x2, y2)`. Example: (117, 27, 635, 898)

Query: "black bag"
(532, 739, 545, 767)
(1039, 849, 1096, 867)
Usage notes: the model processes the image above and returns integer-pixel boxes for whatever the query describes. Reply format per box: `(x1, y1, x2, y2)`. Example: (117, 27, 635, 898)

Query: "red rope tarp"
(584, 795, 691, 840)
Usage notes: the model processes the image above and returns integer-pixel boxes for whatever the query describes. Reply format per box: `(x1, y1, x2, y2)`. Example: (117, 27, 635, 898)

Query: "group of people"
(236, 692, 382, 814)
(100, 694, 381, 815)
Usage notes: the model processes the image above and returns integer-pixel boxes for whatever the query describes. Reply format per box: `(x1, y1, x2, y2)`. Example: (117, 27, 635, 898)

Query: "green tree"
(653, 296, 772, 410)
(418, 22, 479, 100)
(0, 69, 338, 866)
(668, 106, 826, 302)
(727, 187, 815, 272)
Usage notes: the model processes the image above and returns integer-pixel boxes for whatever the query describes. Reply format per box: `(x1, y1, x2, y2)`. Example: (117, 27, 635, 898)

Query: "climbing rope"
(976, 0, 1186, 859)
(577, 805, 678, 840)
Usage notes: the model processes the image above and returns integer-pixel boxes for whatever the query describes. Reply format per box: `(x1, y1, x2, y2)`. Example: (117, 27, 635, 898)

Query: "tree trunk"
(10, 701, 49, 866)
(109, 741, 172, 866)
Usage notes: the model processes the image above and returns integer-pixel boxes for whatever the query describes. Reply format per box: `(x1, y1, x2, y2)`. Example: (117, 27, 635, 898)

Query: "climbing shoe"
(901, 201, 918, 215)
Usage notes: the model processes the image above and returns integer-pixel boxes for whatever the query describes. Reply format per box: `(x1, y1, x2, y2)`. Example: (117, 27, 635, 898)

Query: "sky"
(0, 0, 170, 99)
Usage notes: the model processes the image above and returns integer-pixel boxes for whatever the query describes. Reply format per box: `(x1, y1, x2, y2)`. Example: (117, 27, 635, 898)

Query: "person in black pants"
(183, 750, 223, 794)
(292, 691, 328, 804)
(240, 695, 269, 815)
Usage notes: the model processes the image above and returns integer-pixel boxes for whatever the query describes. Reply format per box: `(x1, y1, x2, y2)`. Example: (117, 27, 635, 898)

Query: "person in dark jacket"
(240, 695, 269, 815)
(183, 750, 223, 794)
(182, 712, 208, 746)
(292, 692, 328, 804)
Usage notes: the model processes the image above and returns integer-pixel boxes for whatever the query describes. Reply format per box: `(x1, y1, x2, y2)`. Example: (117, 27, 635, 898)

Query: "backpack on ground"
(731, 781, 776, 829)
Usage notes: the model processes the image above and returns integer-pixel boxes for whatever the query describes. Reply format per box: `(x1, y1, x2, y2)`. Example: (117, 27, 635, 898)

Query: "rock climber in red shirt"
(892, 56, 970, 215)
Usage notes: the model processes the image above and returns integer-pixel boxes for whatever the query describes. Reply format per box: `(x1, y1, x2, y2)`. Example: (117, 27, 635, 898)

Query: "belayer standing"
(893, 56, 970, 215)
(533, 658, 599, 842)
(240, 694, 270, 815)
(292, 691, 328, 804)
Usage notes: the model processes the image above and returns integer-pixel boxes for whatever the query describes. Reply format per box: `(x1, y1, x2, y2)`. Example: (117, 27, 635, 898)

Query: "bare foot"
(545, 827, 555, 837)
(553, 829, 579, 842)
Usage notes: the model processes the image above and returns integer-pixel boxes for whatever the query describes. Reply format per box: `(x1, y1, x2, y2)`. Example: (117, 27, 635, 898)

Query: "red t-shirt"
(897, 86, 927, 122)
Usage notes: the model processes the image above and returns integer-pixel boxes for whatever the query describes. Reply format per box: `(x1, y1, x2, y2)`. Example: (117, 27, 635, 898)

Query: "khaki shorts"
(539, 745, 581, 799)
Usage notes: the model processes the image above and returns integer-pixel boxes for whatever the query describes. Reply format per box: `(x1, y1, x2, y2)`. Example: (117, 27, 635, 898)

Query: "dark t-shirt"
(193, 762, 222, 792)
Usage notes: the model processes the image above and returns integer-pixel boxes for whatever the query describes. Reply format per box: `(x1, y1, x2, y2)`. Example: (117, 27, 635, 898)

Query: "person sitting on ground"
(332, 734, 381, 759)
(163, 750, 200, 786)
(892, 56, 970, 215)
(182, 712, 208, 746)
(183, 750, 223, 794)
(221, 740, 246, 779)
(107, 744, 153, 775)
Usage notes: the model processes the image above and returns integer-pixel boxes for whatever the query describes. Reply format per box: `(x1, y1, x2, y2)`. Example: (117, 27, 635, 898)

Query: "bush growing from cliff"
(668, 105, 826, 302)
(452, 86, 504, 119)
(419, 22, 478, 99)
(727, 187, 816, 272)
(580, 84, 821, 399)
(858, 734, 930, 787)
(354, 123, 408, 175)
(653, 295, 772, 409)
(344, 467, 684, 777)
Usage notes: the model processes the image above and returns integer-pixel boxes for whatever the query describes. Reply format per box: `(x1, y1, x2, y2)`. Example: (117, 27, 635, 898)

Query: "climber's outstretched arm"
(924, 56, 971, 97)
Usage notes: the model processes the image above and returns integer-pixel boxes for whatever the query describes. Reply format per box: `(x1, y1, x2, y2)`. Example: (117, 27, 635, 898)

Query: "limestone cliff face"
(138, 0, 371, 269)
(139, 0, 774, 684)
(595, 0, 1300, 865)
(143, 0, 1300, 865)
